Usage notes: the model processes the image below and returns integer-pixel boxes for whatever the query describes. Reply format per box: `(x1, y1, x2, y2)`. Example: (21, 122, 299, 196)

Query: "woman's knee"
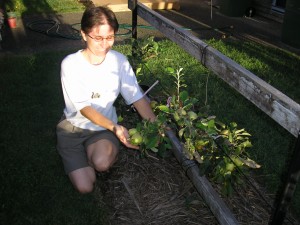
(74, 181, 95, 194)
(89, 142, 119, 172)
(68, 167, 96, 194)
(92, 154, 117, 172)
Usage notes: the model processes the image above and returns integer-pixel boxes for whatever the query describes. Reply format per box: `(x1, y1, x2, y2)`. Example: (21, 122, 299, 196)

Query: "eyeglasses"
(85, 33, 115, 42)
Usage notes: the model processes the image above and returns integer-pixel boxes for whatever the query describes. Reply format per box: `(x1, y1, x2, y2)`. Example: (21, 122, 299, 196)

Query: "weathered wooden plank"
(130, 1, 300, 137)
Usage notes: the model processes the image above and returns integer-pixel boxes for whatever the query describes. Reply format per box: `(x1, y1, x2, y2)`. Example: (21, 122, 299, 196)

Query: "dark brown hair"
(81, 6, 119, 34)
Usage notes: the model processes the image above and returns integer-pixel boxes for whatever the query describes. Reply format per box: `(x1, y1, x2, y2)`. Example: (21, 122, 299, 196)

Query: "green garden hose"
(26, 19, 160, 40)
(26, 19, 82, 40)
(26, 19, 194, 40)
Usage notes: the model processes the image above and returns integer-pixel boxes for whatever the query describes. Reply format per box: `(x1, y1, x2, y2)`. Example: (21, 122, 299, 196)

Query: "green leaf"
(145, 136, 159, 149)
(230, 122, 237, 128)
(238, 132, 252, 136)
(183, 102, 194, 110)
(179, 91, 189, 102)
(136, 67, 142, 75)
(241, 158, 261, 168)
(158, 105, 170, 113)
(117, 115, 123, 122)
(179, 128, 185, 138)
(150, 147, 159, 153)
(236, 136, 248, 141)
(207, 128, 218, 135)
(226, 183, 233, 196)
(234, 128, 245, 134)
(220, 129, 229, 135)
(207, 119, 215, 129)
(228, 133, 233, 143)
(242, 140, 252, 148)
(195, 122, 207, 130)
(166, 67, 175, 74)
(215, 120, 226, 129)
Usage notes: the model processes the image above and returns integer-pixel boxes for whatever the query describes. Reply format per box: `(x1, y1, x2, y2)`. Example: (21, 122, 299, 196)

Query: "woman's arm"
(132, 97, 156, 122)
(80, 106, 116, 132)
(80, 106, 138, 149)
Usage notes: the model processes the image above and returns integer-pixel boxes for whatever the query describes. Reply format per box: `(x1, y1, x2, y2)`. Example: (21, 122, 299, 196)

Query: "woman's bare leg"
(86, 139, 119, 172)
(68, 167, 96, 193)
(68, 139, 118, 193)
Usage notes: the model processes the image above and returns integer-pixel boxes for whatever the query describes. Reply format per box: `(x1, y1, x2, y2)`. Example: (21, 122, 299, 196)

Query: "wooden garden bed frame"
(128, 1, 300, 225)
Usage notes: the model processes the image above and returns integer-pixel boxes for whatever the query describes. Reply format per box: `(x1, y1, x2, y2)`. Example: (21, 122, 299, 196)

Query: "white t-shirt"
(60, 49, 143, 131)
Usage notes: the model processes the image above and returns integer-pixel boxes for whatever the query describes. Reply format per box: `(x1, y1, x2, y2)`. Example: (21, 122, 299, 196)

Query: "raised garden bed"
(95, 106, 299, 224)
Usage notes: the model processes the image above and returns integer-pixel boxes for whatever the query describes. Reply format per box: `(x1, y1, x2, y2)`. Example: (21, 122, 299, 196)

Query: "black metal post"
(128, 0, 138, 73)
(131, 0, 137, 40)
(269, 130, 300, 225)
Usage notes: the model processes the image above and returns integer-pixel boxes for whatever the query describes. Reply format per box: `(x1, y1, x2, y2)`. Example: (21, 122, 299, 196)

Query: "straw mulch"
(95, 147, 218, 225)
(94, 144, 299, 225)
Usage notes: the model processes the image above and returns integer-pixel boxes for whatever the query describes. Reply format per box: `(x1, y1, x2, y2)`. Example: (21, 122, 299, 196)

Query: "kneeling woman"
(56, 6, 155, 193)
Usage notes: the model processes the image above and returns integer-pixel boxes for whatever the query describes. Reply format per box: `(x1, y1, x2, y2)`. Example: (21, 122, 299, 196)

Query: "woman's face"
(81, 24, 115, 56)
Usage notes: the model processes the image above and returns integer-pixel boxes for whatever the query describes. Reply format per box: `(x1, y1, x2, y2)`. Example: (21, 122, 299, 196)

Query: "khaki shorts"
(56, 117, 120, 174)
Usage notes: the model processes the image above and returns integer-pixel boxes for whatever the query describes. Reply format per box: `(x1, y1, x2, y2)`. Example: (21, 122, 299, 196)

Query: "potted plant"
(6, 10, 17, 28)
(5, 3, 18, 29)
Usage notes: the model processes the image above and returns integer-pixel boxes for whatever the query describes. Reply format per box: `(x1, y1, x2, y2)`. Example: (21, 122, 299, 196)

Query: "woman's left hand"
(114, 125, 139, 149)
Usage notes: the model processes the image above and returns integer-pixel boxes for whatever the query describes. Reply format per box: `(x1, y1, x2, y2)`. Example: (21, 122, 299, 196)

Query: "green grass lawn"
(0, 52, 109, 224)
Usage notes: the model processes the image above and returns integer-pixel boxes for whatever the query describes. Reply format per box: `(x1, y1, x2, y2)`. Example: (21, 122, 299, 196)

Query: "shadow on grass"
(0, 51, 108, 225)
(0, 0, 95, 52)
